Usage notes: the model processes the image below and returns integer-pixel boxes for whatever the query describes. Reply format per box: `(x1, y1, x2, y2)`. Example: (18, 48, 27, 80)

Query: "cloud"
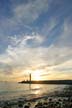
(8, 0, 49, 24)
(41, 18, 58, 36)
(56, 19, 72, 47)
(0, 0, 72, 81)
(0, 32, 72, 79)
(12, 0, 48, 24)
(9, 33, 44, 47)
(0, 0, 49, 38)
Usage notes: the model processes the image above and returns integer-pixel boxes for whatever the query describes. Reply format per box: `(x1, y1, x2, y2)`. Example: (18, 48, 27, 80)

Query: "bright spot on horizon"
(32, 70, 42, 81)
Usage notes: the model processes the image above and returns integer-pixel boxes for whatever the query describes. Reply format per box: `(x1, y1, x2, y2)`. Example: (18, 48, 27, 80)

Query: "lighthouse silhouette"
(29, 73, 31, 83)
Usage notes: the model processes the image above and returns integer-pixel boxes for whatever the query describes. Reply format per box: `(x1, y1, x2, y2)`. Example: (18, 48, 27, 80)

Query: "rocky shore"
(0, 85, 72, 108)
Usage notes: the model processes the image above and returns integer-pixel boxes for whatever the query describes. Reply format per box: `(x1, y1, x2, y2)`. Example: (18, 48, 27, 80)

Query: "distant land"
(19, 80, 72, 85)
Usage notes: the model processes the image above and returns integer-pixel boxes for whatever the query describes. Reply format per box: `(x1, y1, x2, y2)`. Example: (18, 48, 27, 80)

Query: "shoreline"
(0, 85, 72, 108)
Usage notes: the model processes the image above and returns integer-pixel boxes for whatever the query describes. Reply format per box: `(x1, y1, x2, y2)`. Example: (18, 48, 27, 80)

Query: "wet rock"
(18, 103, 23, 108)
(43, 102, 48, 105)
(37, 106, 43, 108)
(35, 102, 43, 108)
(18, 100, 24, 108)
(37, 102, 43, 106)
(24, 105, 29, 108)
(2, 101, 11, 108)
(27, 102, 31, 107)
(35, 104, 38, 108)
(49, 98, 52, 102)
(58, 99, 61, 102)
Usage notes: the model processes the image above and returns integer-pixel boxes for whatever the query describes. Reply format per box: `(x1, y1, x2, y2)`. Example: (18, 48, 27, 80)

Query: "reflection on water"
(32, 84, 40, 95)
(0, 82, 67, 100)
(34, 89, 40, 95)
(32, 84, 40, 90)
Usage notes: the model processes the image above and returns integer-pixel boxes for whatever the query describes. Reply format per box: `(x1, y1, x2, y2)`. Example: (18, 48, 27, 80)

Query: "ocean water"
(0, 82, 67, 100)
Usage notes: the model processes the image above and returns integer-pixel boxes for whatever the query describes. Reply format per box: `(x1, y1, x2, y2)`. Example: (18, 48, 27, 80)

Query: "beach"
(0, 85, 72, 108)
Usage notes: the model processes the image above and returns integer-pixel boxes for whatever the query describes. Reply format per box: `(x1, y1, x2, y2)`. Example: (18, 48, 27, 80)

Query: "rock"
(18, 100, 24, 108)
(43, 102, 48, 105)
(37, 102, 43, 106)
(24, 105, 29, 108)
(18, 103, 23, 108)
(2, 105, 10, 108)
(2, 101, 11, 108)
(49, 98, 52, 101)
(27, 102, 31, 107)
(38, 106, 43, 108)
(58, 99, 61, 102)
(35, 104, 38, 108)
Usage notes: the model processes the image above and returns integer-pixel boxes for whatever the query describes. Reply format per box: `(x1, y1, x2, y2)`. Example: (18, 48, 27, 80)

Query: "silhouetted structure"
(19, 80, 72, 85)
(29, 73, 31, 84)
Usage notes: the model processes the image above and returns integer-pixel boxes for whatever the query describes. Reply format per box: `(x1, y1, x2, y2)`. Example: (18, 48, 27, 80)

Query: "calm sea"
(0, 82, 67, 100)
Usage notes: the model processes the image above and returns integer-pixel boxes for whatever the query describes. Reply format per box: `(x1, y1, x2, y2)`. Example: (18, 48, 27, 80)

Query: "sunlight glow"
(32, 70, 42, 81)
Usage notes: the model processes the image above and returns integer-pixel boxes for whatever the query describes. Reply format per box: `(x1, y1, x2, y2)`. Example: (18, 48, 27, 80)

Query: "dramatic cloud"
(0, 0, 72, 81)
(0, 31, 72, 81)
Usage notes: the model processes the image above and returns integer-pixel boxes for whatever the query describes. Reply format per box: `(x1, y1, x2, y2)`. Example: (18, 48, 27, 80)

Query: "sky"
(0, 0, 72, 82)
